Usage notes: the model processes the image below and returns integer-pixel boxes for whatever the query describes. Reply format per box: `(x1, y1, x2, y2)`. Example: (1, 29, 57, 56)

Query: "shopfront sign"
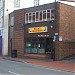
(28, 26, 47, 33)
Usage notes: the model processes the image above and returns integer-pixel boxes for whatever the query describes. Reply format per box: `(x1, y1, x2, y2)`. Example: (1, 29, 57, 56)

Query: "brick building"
(8, 2, 75, 60)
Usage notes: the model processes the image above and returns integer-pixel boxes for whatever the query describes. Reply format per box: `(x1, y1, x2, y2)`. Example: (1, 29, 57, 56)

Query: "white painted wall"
(3, 0, 14, 55)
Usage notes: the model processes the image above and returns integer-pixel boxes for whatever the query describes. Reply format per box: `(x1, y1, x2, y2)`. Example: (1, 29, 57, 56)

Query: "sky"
(20, 0, 59, 8)
(20, 0, 75, 9)
(8, 0, 75, 13)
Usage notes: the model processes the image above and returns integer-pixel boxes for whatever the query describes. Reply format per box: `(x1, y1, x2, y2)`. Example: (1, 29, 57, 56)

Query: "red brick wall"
(55, 3, 75, 60)
(8, 3, 75, 60)
(59, 3, 74, 41)
(13, 9, 25, 58)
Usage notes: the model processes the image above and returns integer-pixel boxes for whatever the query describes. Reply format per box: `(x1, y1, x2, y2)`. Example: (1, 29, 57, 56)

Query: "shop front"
(24, 25, 55, 60)
(24, 38, 55, 59)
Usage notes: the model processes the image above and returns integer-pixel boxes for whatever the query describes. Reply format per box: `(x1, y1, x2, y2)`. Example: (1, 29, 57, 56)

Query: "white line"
(8, 71, 20, 75)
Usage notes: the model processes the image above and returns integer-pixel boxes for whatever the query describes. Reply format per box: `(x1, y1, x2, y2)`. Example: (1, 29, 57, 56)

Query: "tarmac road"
(0, 58, 74, 75)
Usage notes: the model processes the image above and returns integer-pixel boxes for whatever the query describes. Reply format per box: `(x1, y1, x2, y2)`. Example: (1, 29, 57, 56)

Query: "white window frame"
(32, 12, 35, 22)
(28, 13, 32, 23)
(25, 8, 55, 24)
(46, 9, 51, 21)
(42, 10, 47, 21)
(25, 13, 29, 23)
(51, 8, 55, 20)
(35, 11, 40, 22)
(39, 11, 42, 22)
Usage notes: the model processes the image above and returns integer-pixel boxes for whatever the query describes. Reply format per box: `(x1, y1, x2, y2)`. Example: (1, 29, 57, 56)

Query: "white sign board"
(59, 36, 63, 41)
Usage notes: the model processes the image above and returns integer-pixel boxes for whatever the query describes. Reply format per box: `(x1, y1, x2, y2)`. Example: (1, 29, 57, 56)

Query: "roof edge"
(58, 1, 75, 7)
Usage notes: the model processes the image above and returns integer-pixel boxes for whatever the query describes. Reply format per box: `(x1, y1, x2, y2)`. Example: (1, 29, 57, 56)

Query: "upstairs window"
(25, 8, 54, 24)
(32, 12, 35, 22)
(29, 13, 32, 23)
(39, 11, 42, 21)
(47, 9, 51, 20)
(42, 10, 47, 21)
(25, 13, 28, 23)
(35, 11, 40, 22)
(51, 9, 54, 20)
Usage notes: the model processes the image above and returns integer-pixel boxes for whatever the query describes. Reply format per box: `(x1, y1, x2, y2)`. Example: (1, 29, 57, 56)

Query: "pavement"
(0, 56, 75, 73)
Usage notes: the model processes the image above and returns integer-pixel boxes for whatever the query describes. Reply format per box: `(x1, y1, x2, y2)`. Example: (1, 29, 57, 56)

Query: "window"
(26, 38, 31, 42)
(32, 12, 35, 22)
(51, 9, 54, 20)
(47, 9, 51, 20)
(35, 12, 40, 22)
(38, 43, 45, 54)
(29, 13, 32, 23)
(39, 11, 42, 21)
(14, 0, 20, 8)
(31, 43, 38, 53)
(25, 13, 28, 23)
(42, 10, 47, 21)
(32, 38, 37, 41)
(25, 8, 54, 24)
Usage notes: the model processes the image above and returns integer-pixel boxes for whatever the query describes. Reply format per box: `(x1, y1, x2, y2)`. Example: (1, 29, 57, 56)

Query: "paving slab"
(0, 56, 75, 73)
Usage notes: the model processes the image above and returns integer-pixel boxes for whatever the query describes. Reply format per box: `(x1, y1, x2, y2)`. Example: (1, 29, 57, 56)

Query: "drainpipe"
(53, 0, 56, 61)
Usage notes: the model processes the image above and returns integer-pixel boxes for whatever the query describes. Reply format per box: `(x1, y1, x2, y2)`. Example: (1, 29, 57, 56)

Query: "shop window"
(25, 48, 31, 53)
(26, 43, 32, 47)
(25, 42, 32, 53)
(39, 38, 45, 42)
(32, 43, 37, 48)
(26, 38, 31, 42)
(31, 43, 38, 53)
(38, 43, 45, 54)
(32, 38, 37, 41)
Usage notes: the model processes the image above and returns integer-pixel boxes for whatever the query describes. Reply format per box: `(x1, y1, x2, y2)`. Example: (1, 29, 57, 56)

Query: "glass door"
(38, 43, 45, 54)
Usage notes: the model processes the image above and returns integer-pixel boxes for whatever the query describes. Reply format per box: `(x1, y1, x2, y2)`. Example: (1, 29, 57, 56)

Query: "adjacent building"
(0, 0, 25, 56)
(8, 1, 75, 60)
(0, 0, 4, 55)
(0, 0, 16, 56)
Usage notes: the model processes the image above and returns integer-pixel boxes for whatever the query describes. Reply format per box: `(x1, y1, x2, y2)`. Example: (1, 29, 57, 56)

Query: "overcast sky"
(20, 0, 59, 8)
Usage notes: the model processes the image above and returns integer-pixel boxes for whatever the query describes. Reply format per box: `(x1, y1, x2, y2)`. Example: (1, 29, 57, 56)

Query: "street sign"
(53, 36, 56, 42)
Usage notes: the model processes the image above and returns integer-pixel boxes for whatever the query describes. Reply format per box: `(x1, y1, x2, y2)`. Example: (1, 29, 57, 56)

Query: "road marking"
(8, 71, 20, 75)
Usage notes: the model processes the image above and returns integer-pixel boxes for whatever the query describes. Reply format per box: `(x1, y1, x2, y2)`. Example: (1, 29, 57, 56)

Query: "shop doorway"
(45, 38, 55, 59)
(0, 36, 2, 55)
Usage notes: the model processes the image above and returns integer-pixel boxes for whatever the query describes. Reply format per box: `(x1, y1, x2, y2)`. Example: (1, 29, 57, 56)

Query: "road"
(0, 58, 74, 75)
